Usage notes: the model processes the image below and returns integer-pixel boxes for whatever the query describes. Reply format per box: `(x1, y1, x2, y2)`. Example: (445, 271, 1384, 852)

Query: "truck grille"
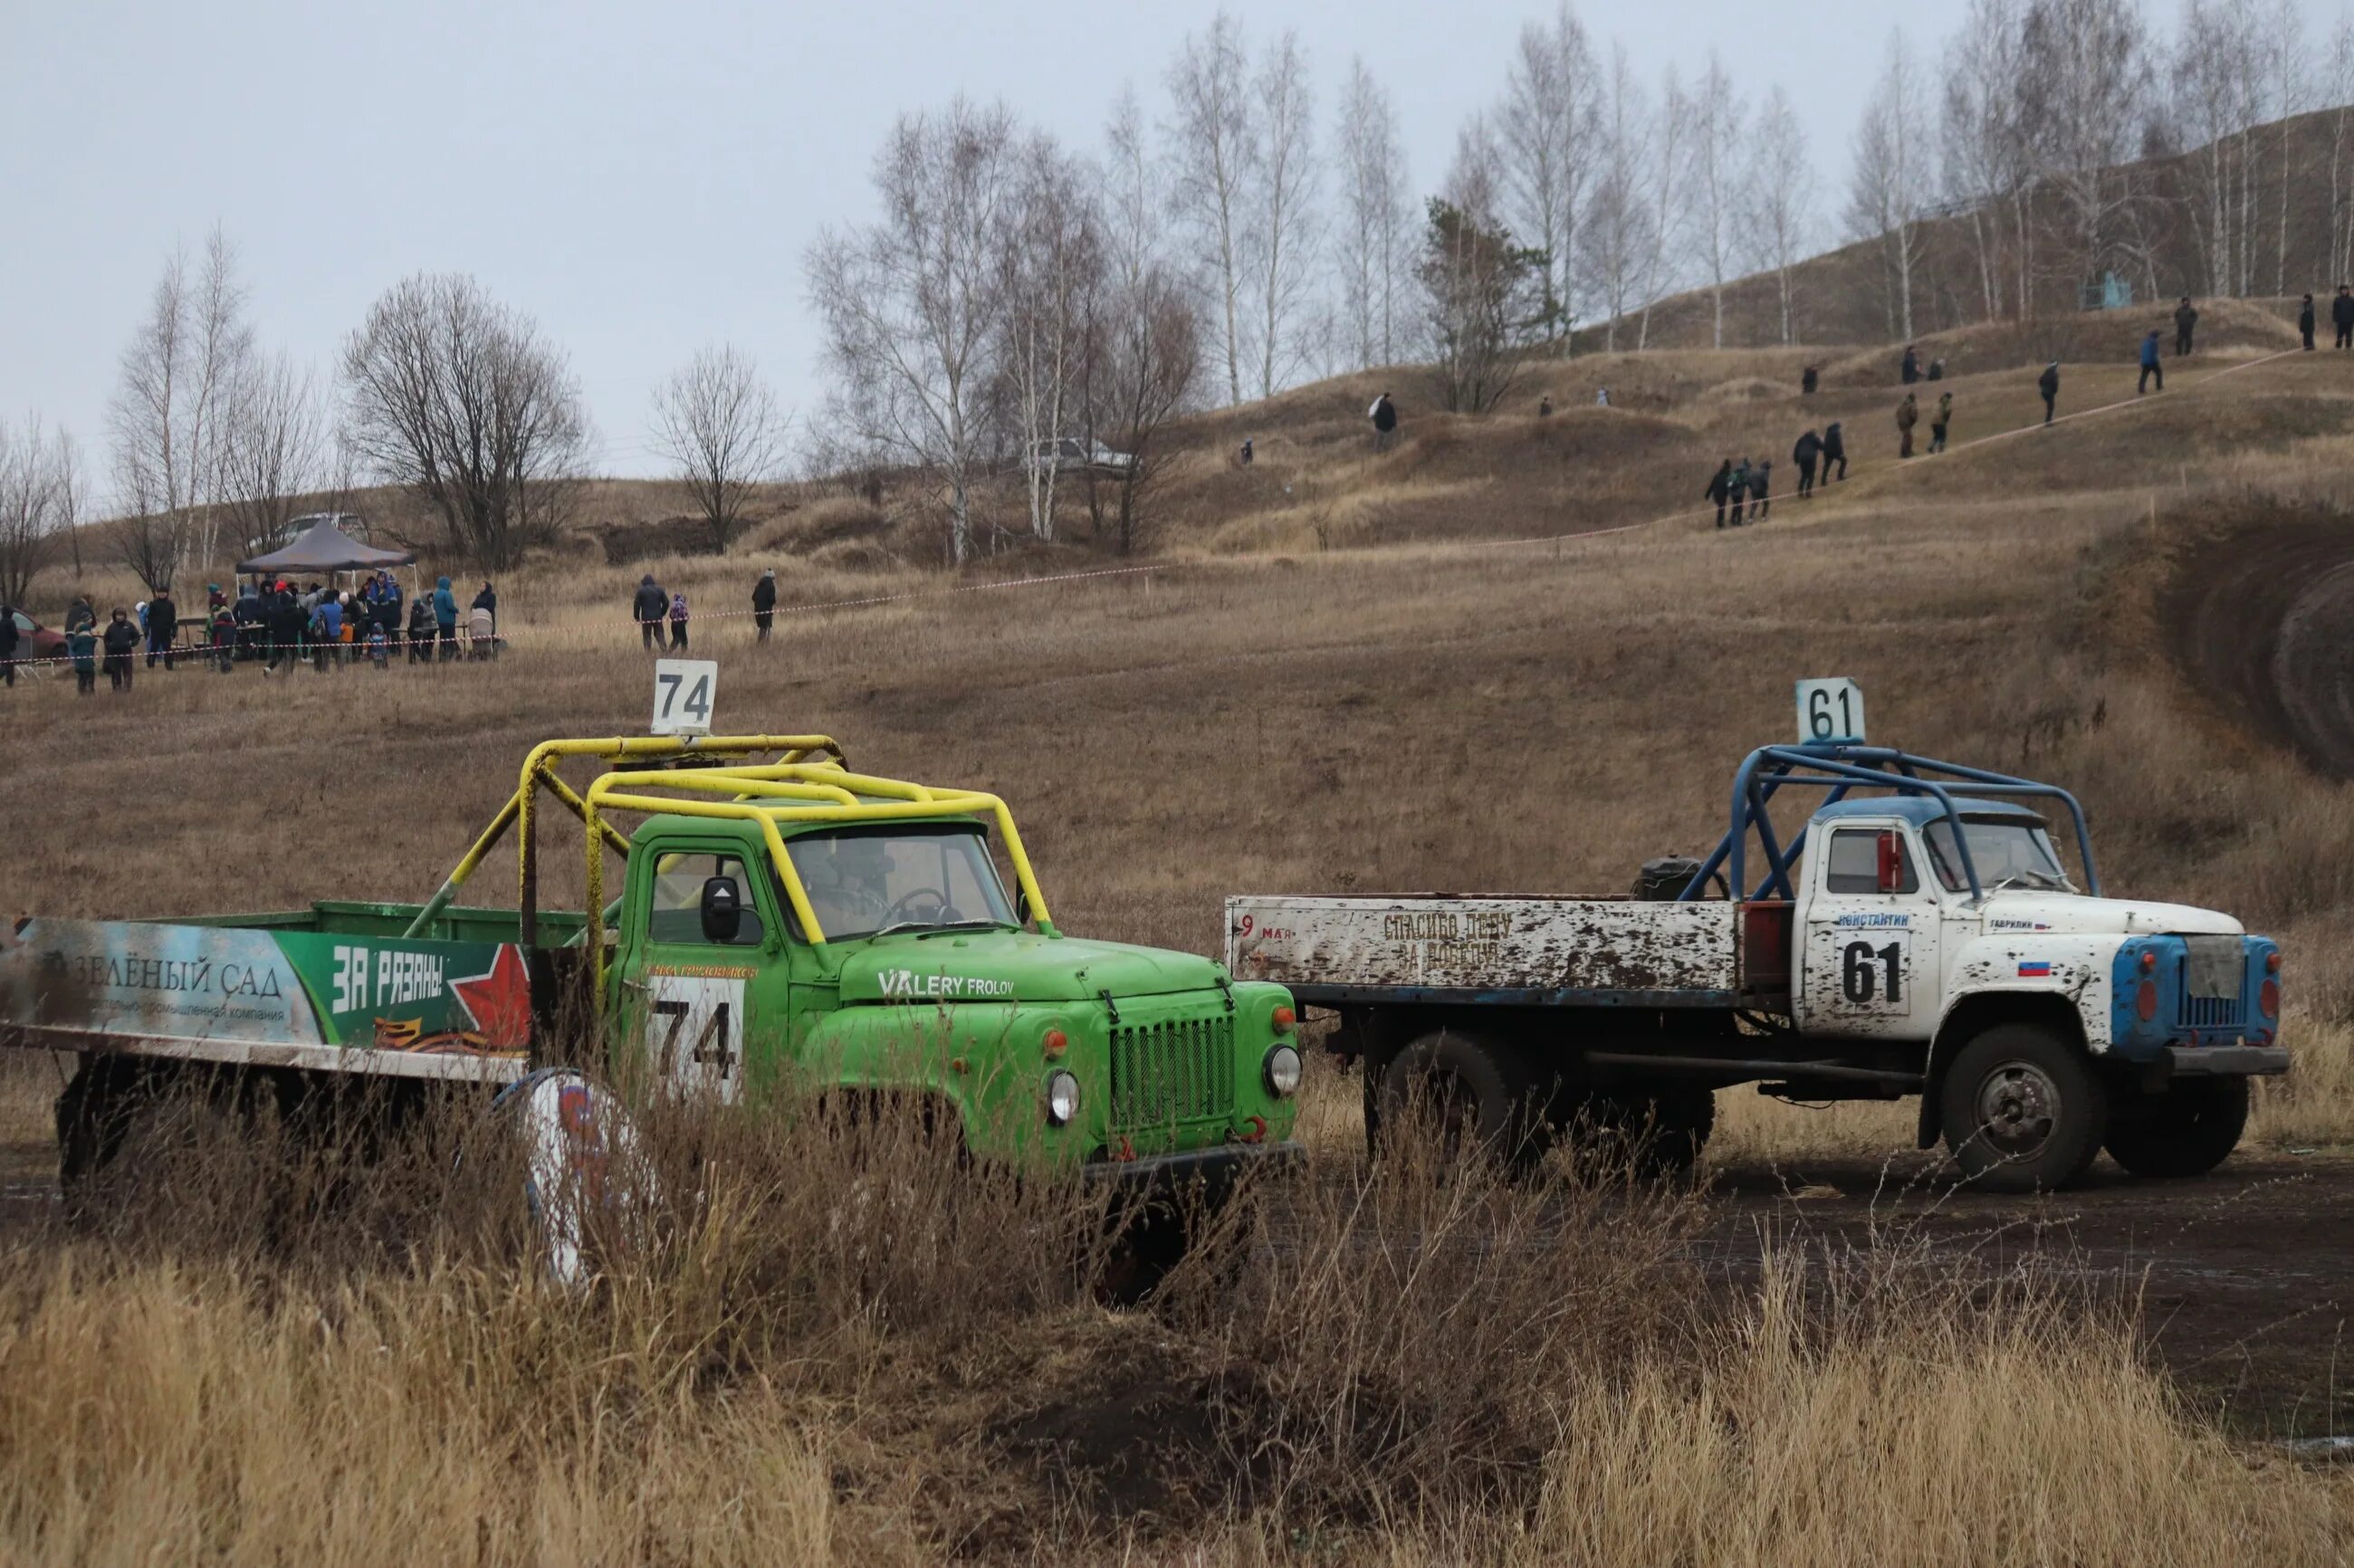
(1108, 1015, 1235, 1129)
(2177, 993, 2244, 1031)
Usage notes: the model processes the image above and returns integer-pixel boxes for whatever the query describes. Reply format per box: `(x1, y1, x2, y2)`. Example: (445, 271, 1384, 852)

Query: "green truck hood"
(835, 930, 1222, 1005)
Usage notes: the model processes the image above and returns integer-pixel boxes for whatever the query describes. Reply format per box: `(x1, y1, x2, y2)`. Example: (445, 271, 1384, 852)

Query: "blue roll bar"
(1679, 743, 2101, 904)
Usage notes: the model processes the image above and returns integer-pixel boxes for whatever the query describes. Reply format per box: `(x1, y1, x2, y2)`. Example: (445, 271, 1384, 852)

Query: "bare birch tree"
(1748, 88, 1814, 344)
(1848, 33, 1926, 339)
(0, 416, 65, 608)
(1637, 68, 1692, 349)
(1000, 135, 1101, 544)
(1686, 52, 1746, 349)
(1168, 13, 1255, 405)
(652, 345, 790, 554)
(55, 430, 83, 581)
(217, 351, 327, 558)
(806, 98, 1019, 566)
(1578, 45, 1653, 350)
(107, 227, 253, 590)
(341, 272, 590, 569)
(1335, 58, 1408, 368)
(1501, 4, 1600, 343)
(1944, 0, 2027, 320)
(2021, 0, 2154, 296)
(2326, 16, 2354, 282)
(1249, 32, 1321, 398)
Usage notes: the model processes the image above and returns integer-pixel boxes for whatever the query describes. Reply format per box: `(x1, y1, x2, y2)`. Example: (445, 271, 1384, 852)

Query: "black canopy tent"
(234, 515, 416, 577)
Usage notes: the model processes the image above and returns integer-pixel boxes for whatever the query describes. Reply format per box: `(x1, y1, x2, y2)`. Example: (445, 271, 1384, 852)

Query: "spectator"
(1705, 459, 1736, 528)
(669, 589, 690, 650)
(69, 621, 97, 695)
(473, 579, 497, 634)
(232, 580, 264, 662)
(632, 573, 668, 652)
(752, 569, 778, 642)
(434, 575, 460, 661)
(145, 586, 177, 670)
(1900, 344, 1920, 384)
(312, 590, 343, 672)
(468, 598, 496, 659)
(1727, 458, 1750, 525)
(1801, 365, 1820, 396)
(209, 598, 235, 673)
(1927, 357, 1946, 381)
(1368, 391, 1398, 452)
(1747, 459, 1772, 521)
(1929, 391, 1953, 454)
(65, 592, 95, 634)
(1537, 394, 1554, 416)
(2138, 329, 2163, 395)
(407, 595, 435, 664)
(101, 608, 138, 693)
(1594, 387, 1611, 406)
(2174, 296, 2198, 356)
(1822, 421, 1848, 482)
(1238, 436, 1255, 464)
(2301, 292, 2318, 351)
(1793, 429, 1823, 498)
(0, 599, 15, 689)
(267, 581, 305, 676)
(1896, 392, 1919, 459)
(2334, 283, 2354, 349)
(2037, 361, 2060, 424)
(368, 619, 390, 669)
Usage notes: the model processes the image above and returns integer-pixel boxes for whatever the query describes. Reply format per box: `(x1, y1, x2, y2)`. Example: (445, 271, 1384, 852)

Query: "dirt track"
(2167, 513, 2354, 775)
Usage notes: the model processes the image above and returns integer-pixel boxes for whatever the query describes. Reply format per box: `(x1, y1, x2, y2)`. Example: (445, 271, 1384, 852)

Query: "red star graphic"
(450, 943, 533, 1051)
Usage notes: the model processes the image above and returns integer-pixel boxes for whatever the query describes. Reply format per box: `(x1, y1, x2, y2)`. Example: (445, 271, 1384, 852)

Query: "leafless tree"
(1748, 87, 1814, 344)
(1422, 118, 1545, 413)
(2021, 0, 2155, 295)
(1000, 136, 1101, 545)
(2177, 0, 2263, 294)
(217, 350, 328, 558)
(107, 227, 252, 590)
(651, 345, 791, 554)
(0, 416, 66, 608)
(1501, 4, 1600, 343)
(1847, 33, 1927, 339)
(1335, 58, 1409, 368)
(1253, 31, 1321, 397)
(1577, 45, 1654, 350)
(55, 430, 83, 581)
(1686, 52, 1746, 349)
(806, 98, 1019, 566)
(1168, 13, 1255, 405)
(1637, 67, 1692, 349)
(2326, 16, 2354, 282)
(1943, 0, 2029, 320)
(341, 272, 590, 569)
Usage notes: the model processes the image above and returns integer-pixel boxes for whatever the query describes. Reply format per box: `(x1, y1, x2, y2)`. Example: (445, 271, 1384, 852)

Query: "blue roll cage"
(1679, 743, 2102, 904)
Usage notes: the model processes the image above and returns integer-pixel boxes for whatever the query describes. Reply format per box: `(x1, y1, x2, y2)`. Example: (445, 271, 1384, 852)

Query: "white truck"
(1227, 726, 2288, 1190)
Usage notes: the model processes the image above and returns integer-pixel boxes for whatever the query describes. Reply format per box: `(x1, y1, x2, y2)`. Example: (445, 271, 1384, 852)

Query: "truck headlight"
(1263, 1045, 1302, 1098)
(1045, 1070, 1081, 1126)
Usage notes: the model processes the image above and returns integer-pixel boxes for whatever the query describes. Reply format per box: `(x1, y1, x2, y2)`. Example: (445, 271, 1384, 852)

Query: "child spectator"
(669, 590, 690, 650)
(368, 621, 389, 669)
(70, 623, 98, 695)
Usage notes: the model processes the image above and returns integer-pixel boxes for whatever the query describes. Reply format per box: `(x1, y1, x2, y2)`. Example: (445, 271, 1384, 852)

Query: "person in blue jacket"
(2137, 329, 2163, 395)
(433, 575, 459, 661)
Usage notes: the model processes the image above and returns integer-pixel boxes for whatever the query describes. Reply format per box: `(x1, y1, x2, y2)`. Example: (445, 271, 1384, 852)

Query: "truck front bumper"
(1084, 1140, 1304, 1204)
(2164, 1045, 2292, 1077)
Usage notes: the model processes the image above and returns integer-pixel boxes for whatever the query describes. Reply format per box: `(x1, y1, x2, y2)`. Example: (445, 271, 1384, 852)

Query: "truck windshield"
(786, 825, 1018, 940)
(1922, 816, 2075, 894)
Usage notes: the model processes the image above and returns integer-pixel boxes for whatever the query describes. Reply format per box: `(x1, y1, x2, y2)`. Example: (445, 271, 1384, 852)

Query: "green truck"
(0, 735, 1305, 1199)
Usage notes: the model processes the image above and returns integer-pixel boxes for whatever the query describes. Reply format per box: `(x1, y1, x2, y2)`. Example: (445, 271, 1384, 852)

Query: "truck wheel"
(1556, 1088, 1715, 1179)
(1375, 1029, 1537, 1172)
(1938, 1025, 2108, 1192)
(2102, 1078, 2248, 1179)
(56, 1056, 151, 1200)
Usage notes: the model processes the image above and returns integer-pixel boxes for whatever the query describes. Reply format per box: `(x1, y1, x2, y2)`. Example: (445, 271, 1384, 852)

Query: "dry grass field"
(8, 301, 2354, 1559)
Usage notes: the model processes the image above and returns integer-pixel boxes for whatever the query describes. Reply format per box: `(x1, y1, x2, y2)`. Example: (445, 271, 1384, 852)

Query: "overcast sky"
(0, 0, 2282, 483)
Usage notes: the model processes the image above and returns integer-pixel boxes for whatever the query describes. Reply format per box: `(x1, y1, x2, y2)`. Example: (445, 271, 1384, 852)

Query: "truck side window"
(646, 853, 768, 946)
(1823, 829, 1919, 894)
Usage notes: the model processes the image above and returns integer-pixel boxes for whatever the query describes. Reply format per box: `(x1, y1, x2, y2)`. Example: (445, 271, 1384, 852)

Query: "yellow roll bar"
(577, 764, 1055, 1016)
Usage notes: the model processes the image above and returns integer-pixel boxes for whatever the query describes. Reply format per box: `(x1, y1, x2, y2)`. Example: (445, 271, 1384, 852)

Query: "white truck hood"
(1976, 892, 2242, 938)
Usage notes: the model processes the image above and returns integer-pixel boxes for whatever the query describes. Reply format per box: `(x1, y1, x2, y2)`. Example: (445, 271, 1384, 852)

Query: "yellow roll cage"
(404, 735, 1056, 1012)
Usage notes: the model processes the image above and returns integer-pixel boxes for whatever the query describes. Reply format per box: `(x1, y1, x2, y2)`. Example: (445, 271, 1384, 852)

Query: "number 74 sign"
(652, 659, 717, 736)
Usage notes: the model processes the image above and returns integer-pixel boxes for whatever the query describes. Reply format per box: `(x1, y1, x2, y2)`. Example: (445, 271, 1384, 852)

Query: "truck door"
(619, 843, 780, 1102)
(1799, 825, 1941, 1042)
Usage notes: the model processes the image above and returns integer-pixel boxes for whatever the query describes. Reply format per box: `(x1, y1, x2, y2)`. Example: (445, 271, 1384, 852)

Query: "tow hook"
(1230, 1115, 1267, 1144)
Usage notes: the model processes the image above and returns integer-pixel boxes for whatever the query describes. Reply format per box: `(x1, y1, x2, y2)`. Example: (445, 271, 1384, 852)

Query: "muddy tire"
(1939, 1025, 2108, 1192)
(55, 1056, 153, 1200)
(2102, 1077, 2249, 1179)
(1549, 1086, 1715, 1179)
(1373, 1028, 1538, 1172)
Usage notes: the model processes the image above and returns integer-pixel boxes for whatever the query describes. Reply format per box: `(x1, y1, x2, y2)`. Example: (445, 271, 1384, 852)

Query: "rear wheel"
(2102, 1077, 2249, 1178)
(1373, 1028, 1539, 1172)
(1545, 1086, 1715, 1179)
(1938, 1025, 2107, 1192)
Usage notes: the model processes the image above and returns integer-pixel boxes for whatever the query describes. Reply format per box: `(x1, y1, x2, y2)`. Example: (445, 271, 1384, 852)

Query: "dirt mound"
(2163, 499, 2354, 777)
(1821, 299, 2300, 389)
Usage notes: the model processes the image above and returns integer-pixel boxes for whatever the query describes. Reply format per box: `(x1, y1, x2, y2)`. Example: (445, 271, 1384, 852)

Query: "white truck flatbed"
(1225, 894, 1745, 1007)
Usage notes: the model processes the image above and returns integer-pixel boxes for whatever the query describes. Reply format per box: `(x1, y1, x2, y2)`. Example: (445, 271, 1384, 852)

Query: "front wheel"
(1373, 1028, 1538, 1172)
(2102, 1077, 2249, 1179)
(1938, 1025, 2108, 1192)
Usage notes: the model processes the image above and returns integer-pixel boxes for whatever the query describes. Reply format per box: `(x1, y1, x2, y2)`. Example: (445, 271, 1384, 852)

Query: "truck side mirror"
(700, 877, 743, 943)
(1876, 831, 1903, 894)
(1014, 885, 1034, 926)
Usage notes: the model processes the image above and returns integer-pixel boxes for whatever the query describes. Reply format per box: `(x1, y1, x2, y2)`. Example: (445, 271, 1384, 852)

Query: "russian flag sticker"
(2017, 961, 2053, 978)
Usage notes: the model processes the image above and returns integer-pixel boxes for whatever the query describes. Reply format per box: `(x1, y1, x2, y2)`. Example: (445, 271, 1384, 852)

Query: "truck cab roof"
(1811, 796, 2046, 827)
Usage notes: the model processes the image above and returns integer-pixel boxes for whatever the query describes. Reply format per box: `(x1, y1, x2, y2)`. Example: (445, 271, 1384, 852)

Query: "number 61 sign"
(1795, 677, 1866, 745)
(652, 659, 717, 736)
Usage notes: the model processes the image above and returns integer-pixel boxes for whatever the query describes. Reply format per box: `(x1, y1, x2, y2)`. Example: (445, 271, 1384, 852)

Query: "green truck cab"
(0, 735, 1305, 1197)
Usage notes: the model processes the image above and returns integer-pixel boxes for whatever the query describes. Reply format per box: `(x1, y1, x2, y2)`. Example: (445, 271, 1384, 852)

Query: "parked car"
(1027, 437, 1134, 477)
(7, 609, 66, 668)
